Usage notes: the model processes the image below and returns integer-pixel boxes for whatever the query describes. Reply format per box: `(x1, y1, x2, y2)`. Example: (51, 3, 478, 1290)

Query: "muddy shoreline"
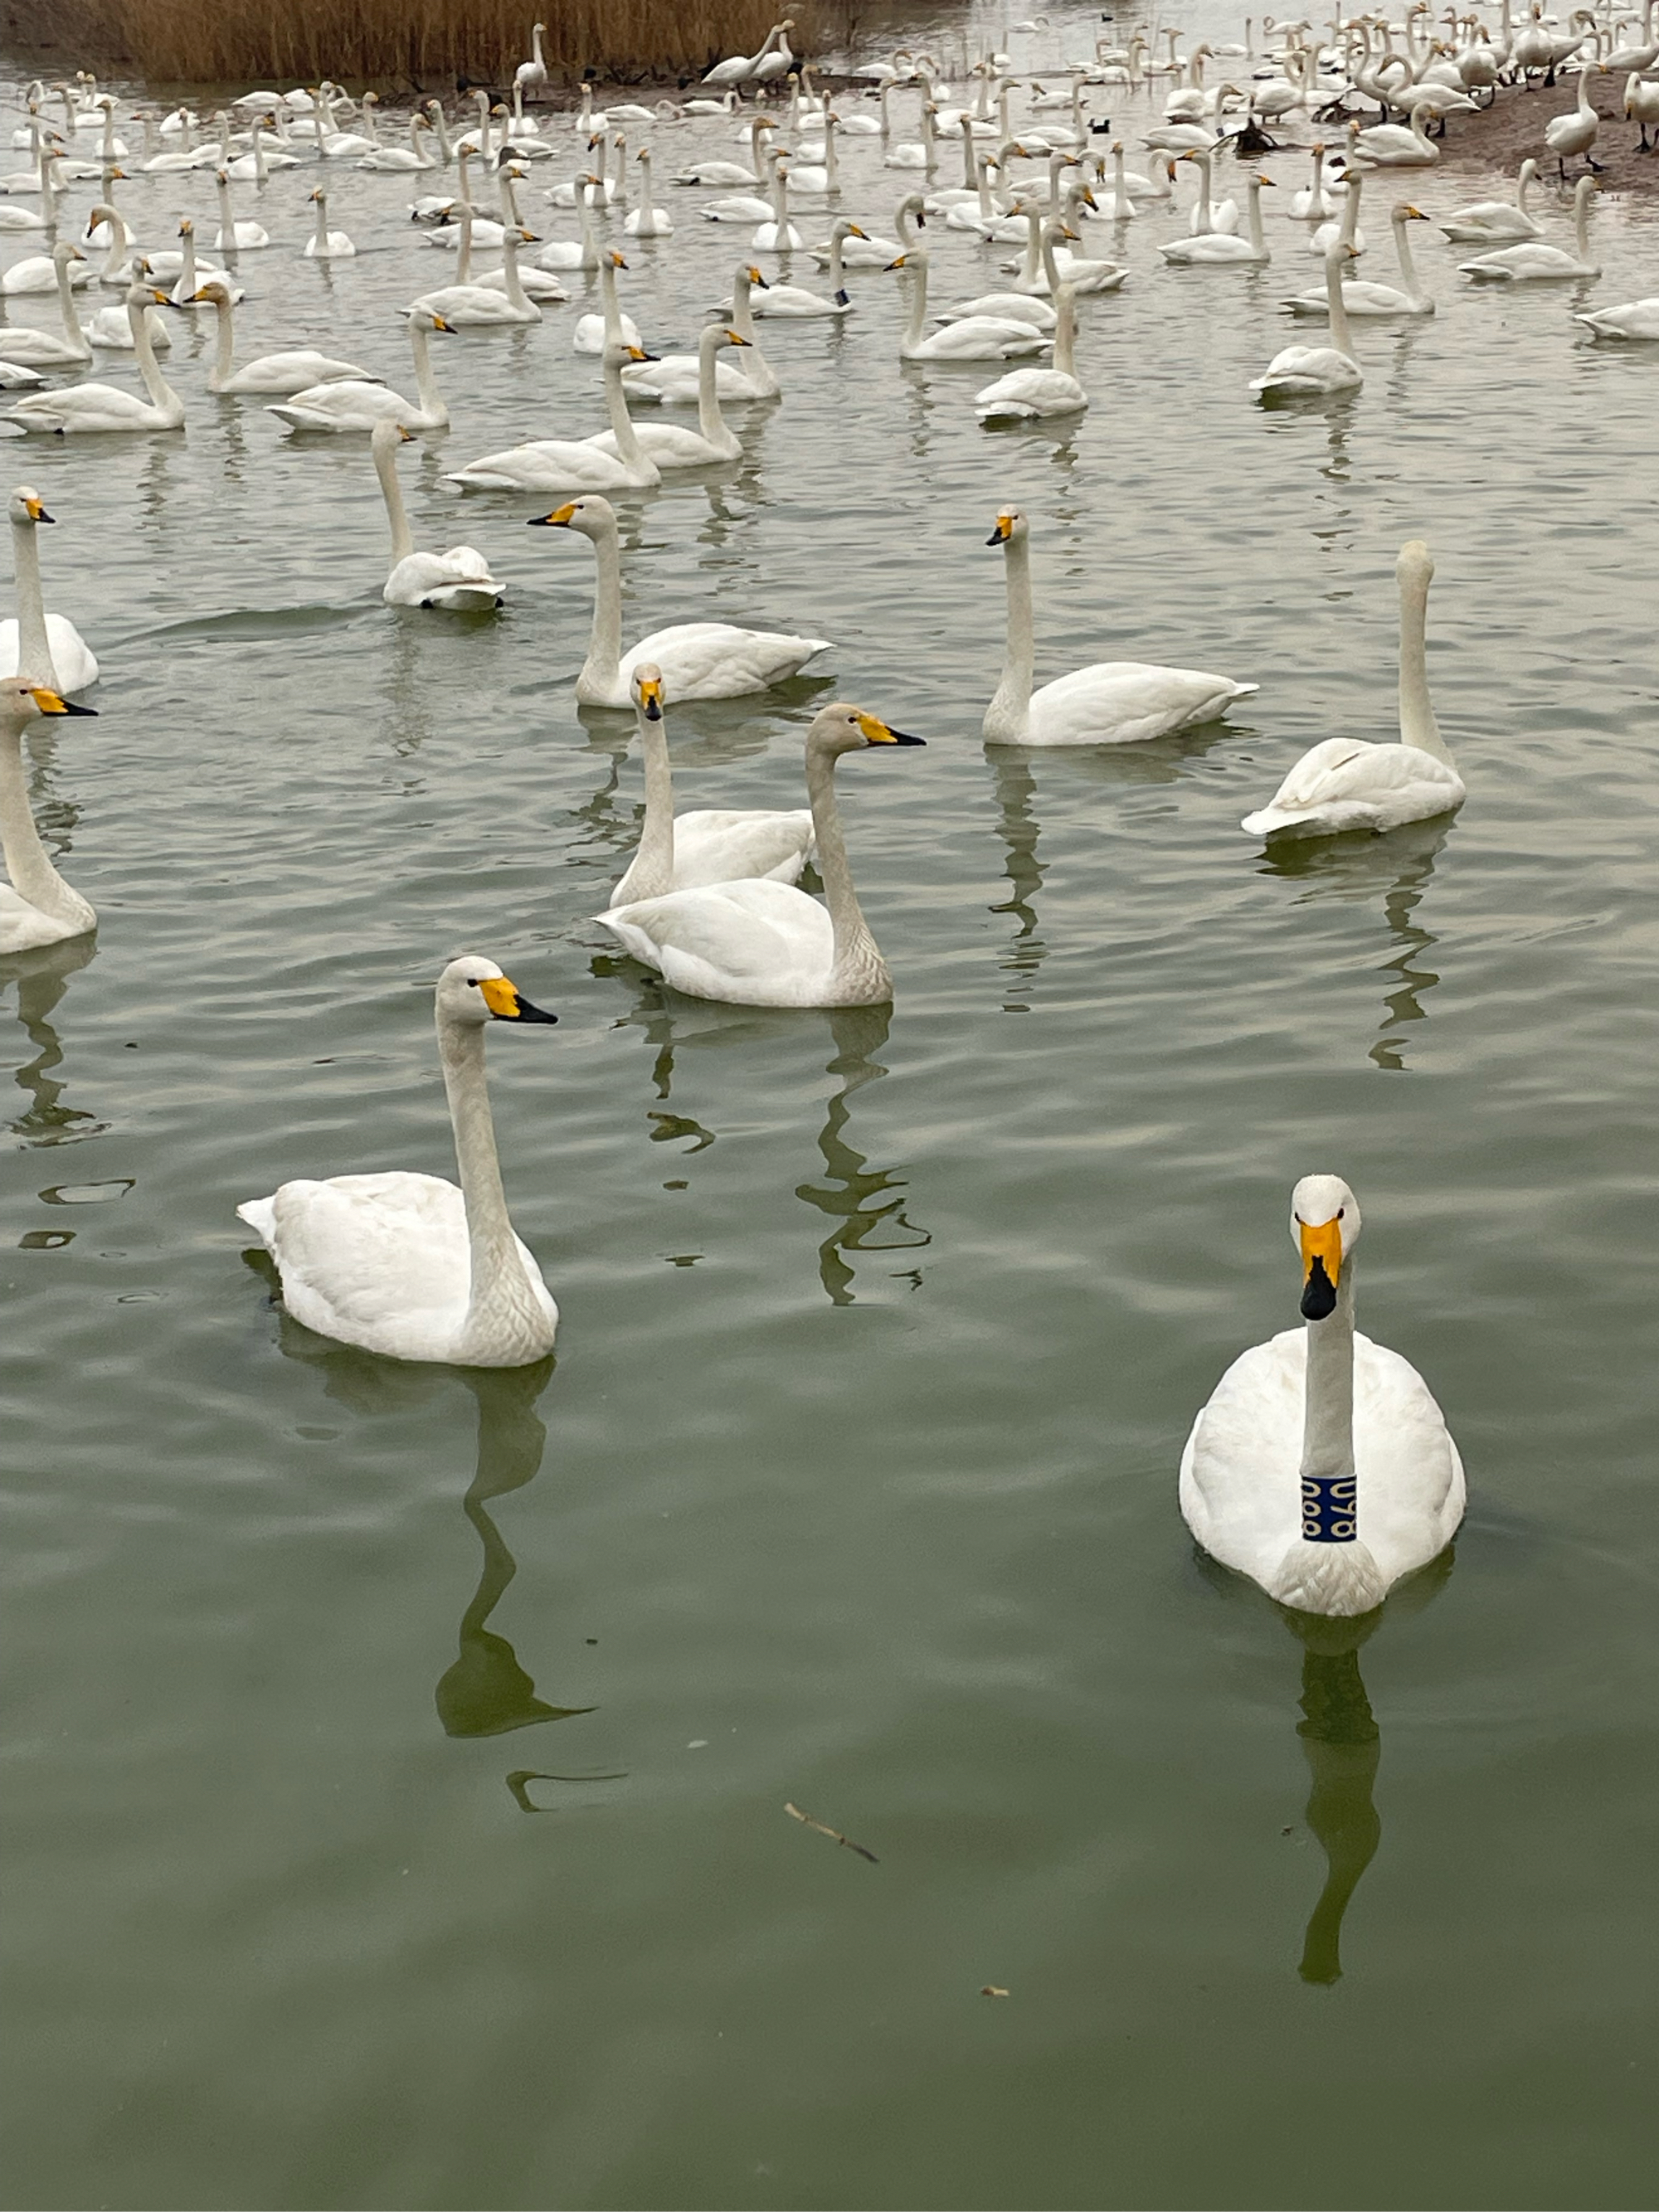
(1360, 70, 1659, 199)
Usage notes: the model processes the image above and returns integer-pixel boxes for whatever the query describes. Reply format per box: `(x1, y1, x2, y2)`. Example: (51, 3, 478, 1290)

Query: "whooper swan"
(1282, 202, 1433, 316)
(0, 679, 98, 953)
(624, 265, 780, 400)
(609, 664, 813, 903)
(973, 282, 1086, 418)
(1250, 240, 1362, 395)
(528, 495, 830, 704)
(1180, 1175, 1465, 1617)
(983, 508, 1256, 743)
(0, 489, 99, 691)
(7, 284, 185, 431)
(444, 341, 662, 493)
(889, 245, 1051, 359)
(192, 277, 375, 393)
(0, 241, 92, 363)
(237, 957, 560, 1367)
(597, 702, 923, 1006)
(586, 323, 751, 464)
(1458, 173, 1599, 280)
(1242, 539, 1464, 839)
(372, 422, 503, 610)
(267, 310, 454, 432)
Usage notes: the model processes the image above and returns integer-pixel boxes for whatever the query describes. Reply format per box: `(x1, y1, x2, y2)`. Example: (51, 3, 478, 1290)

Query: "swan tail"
(236, 1196, 278, 1246)
(1267, 1536, 1387, 1618)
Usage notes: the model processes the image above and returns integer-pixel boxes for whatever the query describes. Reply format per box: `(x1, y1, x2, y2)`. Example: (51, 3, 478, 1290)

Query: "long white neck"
(1245, 176, 1267, 252)
(899, 256, 928, 349)
(1574, 179, 1593, 258)
(1038, 221, 1065, 295)
(53, 253, 84, 351)
(1325, 246, 1355, 358)
(580, 515, 625, 692)
(824, 117, 839, 189)
(1300, 1262, 1355, 1482)
(600, 347, 645, 464)
(1051, 284, 1076, 375)
(1391, 210, 1422, 296)
(635, 151, 656, 232)
(1193, 149, 1214, 226)
(455, 203, 474, 284)
(1337, 168, 1362, 246)
(375, 435, 416, 566)
(627, 701, 677, 897)
(408, 318, 443, 416)
(312, 195, 329, 252)
(769, 158, 789, 224)
(1397, 563, 1447, 761)
(985, 530, 1034, 737)
(98, 207, 130, 281)
(11, 516, 57, 687)
(251, 124, 268, 181)
(805, 740, 888, 994)
(0, 720, 94, 931)
(206, 291, 236, 387)
(216, 172, 233, 236)
(499, 226, 528, 309)
(576, 197, 598, 268)
(129, 295, 182, 417)
(599, 254, 623, 343)
(695, 325, 729, 445)
(436, 1014, 532, 1349)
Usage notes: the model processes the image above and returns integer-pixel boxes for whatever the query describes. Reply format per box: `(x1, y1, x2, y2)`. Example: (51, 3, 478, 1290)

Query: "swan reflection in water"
(2, 933, 103, 1146)
(601, 969, 929, 1303)
(239, 1302, 596, 1748)
(1203, 1549, 1455, 1982)
(1258, 816, 1448, 1070)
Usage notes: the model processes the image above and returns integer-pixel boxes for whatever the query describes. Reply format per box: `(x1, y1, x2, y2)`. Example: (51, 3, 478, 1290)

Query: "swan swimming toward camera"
(1242, 540, 1464, 839)
(372, 423, 503, 610)
(0, 489, 98, 692)
(237, 957, 560, 1367)
(0, 678, 99, 953)
(1180, 1175, 1465, 1617)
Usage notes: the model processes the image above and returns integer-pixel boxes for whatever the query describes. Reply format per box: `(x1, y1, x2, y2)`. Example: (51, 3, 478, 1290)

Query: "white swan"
(1440, 158, 1541, 241)
(1179, 147, 1239, 235)
(1241, 542, 1462, 839)
(754, 221, 859, 313)
(1575, 294, 1659, 340)
(0, 678, 98, 952)
(1005, 212, 1126, 295)
(408, 222, 539, 324)
(751, 157, 805, 252)
(1459, 173, 1599, 280)
(0, 241, 91, 362)
(372, 422, 502, 610)
(974, 283, 1086, 418)
(572, 250, 644, 355)
(983, 507, 1256, 743)
(1282, 202, 1433, 316)
(609, 663, 813, 903)
(1160, 168, 1273, 263)
(212, 166, 269, 249)
(597, 702, 923, 1007)
(1346, 106, 1439, 168)
(2, 242, 96, 294)
(237, 956, 560, 1367)
(0, 489, 98, 691)
(7, 284, 186, 431)
(268, 311, 453, 432)
(527, 493, 830, 705)
(358, 111, 433, 173)
(890, 246, 1051, 358)
(1543, 61, 1606, 178)
(1251, 241, 1362, 396)
(81, 295, 171, 351)
(446, 343, 660, 493)
(586, 324, 750, 464)
(1180, 1175, 1465, 1617)
(625, 265, 780, 400)
(192, 278, 375, 393)
(303, 186, 356, 260)
(624, 148, 674, 236)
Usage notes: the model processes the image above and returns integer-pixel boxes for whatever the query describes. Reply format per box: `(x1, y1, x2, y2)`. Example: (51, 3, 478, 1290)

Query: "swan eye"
(1337, 1208, 1345, 1219)
(465, 977, 480, 988)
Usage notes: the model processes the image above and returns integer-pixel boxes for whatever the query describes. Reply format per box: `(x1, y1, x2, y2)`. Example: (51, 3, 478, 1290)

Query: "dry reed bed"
(2, 0, 842, 90)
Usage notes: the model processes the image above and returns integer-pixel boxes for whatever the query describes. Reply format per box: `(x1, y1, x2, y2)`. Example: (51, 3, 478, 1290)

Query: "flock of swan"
(0, 6, 1650, 1621)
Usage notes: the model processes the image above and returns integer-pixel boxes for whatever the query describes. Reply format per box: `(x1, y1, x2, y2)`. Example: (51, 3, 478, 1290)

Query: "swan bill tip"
(479, 974, 558, 1024)
(28, 686, 95, 716)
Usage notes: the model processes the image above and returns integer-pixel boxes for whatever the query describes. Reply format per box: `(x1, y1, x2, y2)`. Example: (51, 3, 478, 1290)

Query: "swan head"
(191, 278, 234, 305)
(987, 507, 1028, 547)
(1397, 202, 1428, 221)
(631, 664, 664, 720)
(0, 678, 95, 727)
(744, 262, 770, 287)
(9, 487, 53, 525)
(1397, 537, 1433, 592)
(437, 955, 558, 1030)
(806, 702, 927, 759)
(1291, 1174, 1360, 1320)
(526, 493, 616, 537)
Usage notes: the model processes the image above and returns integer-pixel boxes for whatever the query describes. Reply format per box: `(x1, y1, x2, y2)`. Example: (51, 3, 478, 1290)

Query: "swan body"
(445, 342, 662, 493)
(984, 507, 1254, 742)
(408, 227, 540, 325)
(2, 251, 95, 294)
(609, 664, 813, 904)
(891, 248, 1050, 357)
(1440, 160, 1541, 241)
(0, 243, 92, 362)
(268, 312, 452, 432)
(1575, 295, 1659, 339)
(1253, 242, 1362, 394)
(82, 300, 171, 349)
(1458, 177, 1598, 279)
(1283, 203, 1433, 316)
(598, 702, 923, 1007)
(1161, 169, 1273, 263)
(974, 282, 1085, 417)
(7, 286, 185, 430)
(1180, 1175, 1465, 1617)
(1243, 541, 1463, 840)
(0, 489, 99, 692)
(237, 958, 560, 1368)
(372, 422, 502, 610)
(303, 187, 356, 260)
(1347, 109, 1439, 166)
(193, 279, 373, 393)
(528, 494, 830, 706)
(753, 221, 859, 313)
(0, 679, 98, 951)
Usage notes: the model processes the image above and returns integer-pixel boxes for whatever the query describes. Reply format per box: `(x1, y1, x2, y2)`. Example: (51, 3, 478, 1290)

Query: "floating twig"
(981, 1986, 1010, 1999)
(507, 1767, 628, 1813)
(785, 1800, 879, 1864)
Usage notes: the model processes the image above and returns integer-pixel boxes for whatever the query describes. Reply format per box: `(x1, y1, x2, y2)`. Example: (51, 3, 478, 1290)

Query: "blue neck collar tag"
(1301, 1474, 1357, 1544)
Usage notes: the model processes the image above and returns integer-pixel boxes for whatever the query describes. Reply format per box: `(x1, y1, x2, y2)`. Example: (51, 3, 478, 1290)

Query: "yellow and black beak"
(636, 675, 664, 722)
(856, 711, 925, 748)
(723, 327, 751, 347)
(1299, 1218, 1342, 1320)
(478, 974, 557, 1024)
(23, 496, 52, 523)
(526, 501, 578, 528)
(29, 687, 96, 717)
(986, 513, 1015, 547)
(747, 264, 769, 285)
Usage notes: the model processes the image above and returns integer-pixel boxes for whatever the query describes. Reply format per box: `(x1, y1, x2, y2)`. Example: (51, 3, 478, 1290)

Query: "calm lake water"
(4, 16, 1659, 2206)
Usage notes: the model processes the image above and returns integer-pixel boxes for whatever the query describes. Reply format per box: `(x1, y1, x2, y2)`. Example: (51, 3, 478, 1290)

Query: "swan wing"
(975, 369, 1087, 416)
(443, 440, 645, 491)
(267, 381, 414, 429)
(598, 878, 834, 1004)
(620, 623, 831, 699)
(668, 807, 815, 887)
(0, 879, 73, 953)
(238, 1172, 473, 1355)
(1025, 660, 1257, 746)
(1242, 738, 1464, 834)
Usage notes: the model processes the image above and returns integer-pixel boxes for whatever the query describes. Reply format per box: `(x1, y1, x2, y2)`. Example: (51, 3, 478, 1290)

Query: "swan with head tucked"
(1575, 294, 1659, 340)
(0, 489, 98, 691)
(597, 702, 924, 1007)
(1251, 241, 1362, 395)
(192, 278, 376, 392)
(608, 664, 813, 904)
(0, 679, 98, 953)
(372, 423, 503, 610)
(7, 284, 185, 430)
(1180, 1175, 1465, 1618)
(526, 494, 831, 705)
(1242, 540, 1464, 839)
(267, 310, 454, 431)
(236, 957, 560, 1367)
(983, 508, 1255, 743)
(445, 341, 662, 492)
(973, 283, 1086, 417)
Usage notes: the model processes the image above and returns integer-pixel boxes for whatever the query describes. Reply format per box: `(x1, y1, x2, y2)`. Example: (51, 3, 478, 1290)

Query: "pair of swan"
(1459, 174, 1598, 280)
(599, 702, 925, 1008)
(192, 279, 375, 393)
(240, 957, 561, 1367)
(1242, 540, 1465, 839)
(1181, 1175, 1464, 1617)
(446, 338, 662, 493)
(7, 285, 185, 431)
(0, 679, 98, 955)
(625, 265, 780, 399)
(973, 284, 1086, 417)
(1252, 242, 1363, 396)
(888, 246, 1052, 358)
(527, 494, 831, 705)
(372, 424, 503, 610)
(408, 220, 540, 325)
(0, 489, 99, 692)
(983, 508, 1255, 743)
(1284, 193, 1434, 316)
(606, 664, 813, 903)
(268, 311, 453, 432)
(1160, 168, 1275, 263)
